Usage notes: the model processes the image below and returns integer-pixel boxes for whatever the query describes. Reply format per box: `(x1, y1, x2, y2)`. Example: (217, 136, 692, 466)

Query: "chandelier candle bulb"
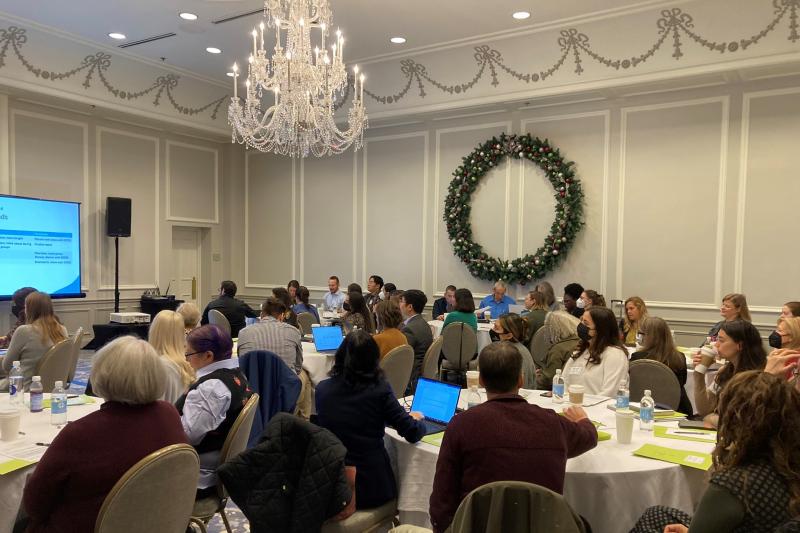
(252, 29, 258, 56)
(259, 22, 265, 50)
(275, 18, 280, 48)
(360, 73, 364, 101)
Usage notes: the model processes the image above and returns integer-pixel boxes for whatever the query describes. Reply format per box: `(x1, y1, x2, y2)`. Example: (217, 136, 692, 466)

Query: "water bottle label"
(616, 396, 629, 409)
(9, 384, 16, 397)
(30, 393, 43, 412)
(640, 408, 654, 423)
(52, 398, 67, 414)
(553, 384, 565, 397)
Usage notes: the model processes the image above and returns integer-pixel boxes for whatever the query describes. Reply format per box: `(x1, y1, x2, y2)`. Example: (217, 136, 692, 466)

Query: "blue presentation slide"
(0, 195, 82, 298)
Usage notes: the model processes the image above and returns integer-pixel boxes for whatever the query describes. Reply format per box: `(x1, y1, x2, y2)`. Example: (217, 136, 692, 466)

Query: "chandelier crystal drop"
(228, 0, 368, 158)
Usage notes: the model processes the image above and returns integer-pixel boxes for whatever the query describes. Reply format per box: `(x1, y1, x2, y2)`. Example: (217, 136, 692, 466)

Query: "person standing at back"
(200, 280, 258, 338)
(399, 289, 433, 394)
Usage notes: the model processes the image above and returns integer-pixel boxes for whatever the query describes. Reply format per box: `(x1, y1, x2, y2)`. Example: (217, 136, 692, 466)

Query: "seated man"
(200, 280, 258, 338)
(478, 281, 515, 318)
(429, 342, 598, 533)
(365, 274, 384, 311)
(237, 297, 312, 419)
(399, 289, 433, 393)
(324, 275, 346, 310)
(433, 285, 456, 320)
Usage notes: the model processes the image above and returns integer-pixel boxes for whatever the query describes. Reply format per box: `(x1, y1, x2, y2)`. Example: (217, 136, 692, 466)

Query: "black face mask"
(577, 322, 591, 342)
(11, 305, 20, 318)
(768, 331, 782, 349)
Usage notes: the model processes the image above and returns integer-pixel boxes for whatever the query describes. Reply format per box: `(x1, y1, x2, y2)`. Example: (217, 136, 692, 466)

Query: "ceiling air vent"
(118, 33, 177, 49)
(212, 8, 263, 25)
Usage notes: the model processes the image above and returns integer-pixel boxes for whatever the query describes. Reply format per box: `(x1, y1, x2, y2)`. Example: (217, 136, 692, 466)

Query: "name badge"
(568, 365, 583, 376)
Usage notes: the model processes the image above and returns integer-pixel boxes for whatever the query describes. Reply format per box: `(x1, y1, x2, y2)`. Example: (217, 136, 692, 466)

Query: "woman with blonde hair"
(620, 296, 648, 346)
(536, 311, 580, 390)
(148, 310, 195, 402)
(522, 291, 548, 344)
(707, 293, 751, 341)
(534, 281, 563, 312)
(176, 302, 201, 334)
(2, 291, 67, 390)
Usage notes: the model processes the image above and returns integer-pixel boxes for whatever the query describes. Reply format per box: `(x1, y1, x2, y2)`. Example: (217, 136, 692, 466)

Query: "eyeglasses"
(185, 350, 205, 359)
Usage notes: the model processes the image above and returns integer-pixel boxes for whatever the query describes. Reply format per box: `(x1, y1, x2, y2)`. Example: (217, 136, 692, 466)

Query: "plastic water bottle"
(51, 381, 68, 426)
(639, 389, 654, 431)
(616, 376, 630, 410)
(552, 369, 565, 404)
(467, 386, 481, 409)
(8, 361, 23, 407)
(29, 376, 43, 413)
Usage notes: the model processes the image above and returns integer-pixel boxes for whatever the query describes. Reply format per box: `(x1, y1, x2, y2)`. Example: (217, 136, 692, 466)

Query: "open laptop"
(311, 325, 344, 353)
(411, 377, 462, 435)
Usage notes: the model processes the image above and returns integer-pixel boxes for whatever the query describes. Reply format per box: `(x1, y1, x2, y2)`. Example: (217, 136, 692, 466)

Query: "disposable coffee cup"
(0, 408, 21, 442)
(568, 384, 585, 405)
(615, 409, 635, 444)
(695, 347, 716, 374)
(466, 370, 480, 389)
(484, 311, 492, 321)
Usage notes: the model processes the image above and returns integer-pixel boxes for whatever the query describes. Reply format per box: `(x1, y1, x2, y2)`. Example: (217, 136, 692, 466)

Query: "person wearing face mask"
(0, 287, 37, 349)
(691, 320, 767, 428)
(769, 317, 800, 353)
(630, 317, 692, 415)
(561, 307, 628, 397)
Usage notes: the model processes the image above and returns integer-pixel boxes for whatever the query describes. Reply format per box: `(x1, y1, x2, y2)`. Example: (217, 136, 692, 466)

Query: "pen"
(674, 431, 713, 435)
(35, 442, 50, 447)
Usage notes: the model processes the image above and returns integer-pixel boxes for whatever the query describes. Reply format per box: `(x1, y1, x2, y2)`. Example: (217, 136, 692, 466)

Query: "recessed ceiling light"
(512, 11, 531, 20)
(390, 37, 406, 44)
(179, 12, 198, 21)
(108, 32, 126, 40)
(206, 47, 222, 54)
(226, 72, 235, 77)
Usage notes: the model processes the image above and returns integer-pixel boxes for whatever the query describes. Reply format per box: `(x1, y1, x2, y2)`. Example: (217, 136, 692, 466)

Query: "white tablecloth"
(428, 320, 492, 353)
(0, 394, 102, 533)
(302, 342, 335, 385)
(384, 391, 712, 533)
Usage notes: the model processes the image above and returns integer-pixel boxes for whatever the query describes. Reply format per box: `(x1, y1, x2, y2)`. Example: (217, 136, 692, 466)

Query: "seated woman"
(287, 279, 300, 305)
(769, 316, 800, 352)
(316, 330, 426, 509)
(2, 291, 67, 390)
(620, 296, 648, 347)
(536, 311, 580, 390)
(580, 289, 606, 310)
(341, 291, 375, 334)
(176, 325, 253, 497)
(442, 288, 478, 332)
(176, 302, 201, 334)
(372, 300, 408, 359)
(272, 287, 299, 329)
(781, 301, 800, 319)
(692, 319, 766, 428)
(562, 307, 628, 397)
(491, 314, 536, 389)
(534, 281, 563, 312)
(0, 287, 37, 349)
(292, 285, 320, 323)
(148, 310, 195, 403)
(706, 293, 751, 341)
(522, 291, 548, 344)
(631, 317, 692, 415)
(22, 336, 187, 532)
(630, 371, 799, 533)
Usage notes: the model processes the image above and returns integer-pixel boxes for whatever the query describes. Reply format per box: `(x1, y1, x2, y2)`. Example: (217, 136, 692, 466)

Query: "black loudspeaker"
(106, 197, 132, 237)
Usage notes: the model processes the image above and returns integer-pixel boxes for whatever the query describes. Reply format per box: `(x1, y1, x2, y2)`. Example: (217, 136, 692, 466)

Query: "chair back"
(95, 444, 199, 533)
(296, 312, 316, 335)
(35, 339, 74, 391)
(422, 336, 444, 380)
(67, 327, 84, 385)
(628, 359, 681, 410)
(208, 309, 231, 336)
(380, 345, 414, 399)
(448, 481, 586, 533)
(441, 322, 477, 371)
(217, 394, 260, 498)
(529, 327, 551, 367)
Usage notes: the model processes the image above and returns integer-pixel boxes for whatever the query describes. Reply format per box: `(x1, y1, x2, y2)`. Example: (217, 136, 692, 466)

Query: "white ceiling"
(0, 0, 681, 84)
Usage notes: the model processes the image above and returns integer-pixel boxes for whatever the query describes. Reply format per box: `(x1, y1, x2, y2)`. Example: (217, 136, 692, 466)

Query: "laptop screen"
(411, 378, 462, 424)
(312, 325, 344, 351)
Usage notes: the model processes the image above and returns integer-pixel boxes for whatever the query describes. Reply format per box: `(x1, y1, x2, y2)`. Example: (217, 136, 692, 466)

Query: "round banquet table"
(428, 320, 493, 353)
(302, 341, 335, 386)
(384, 390, 713, 533)
(0, 394, 102, 533)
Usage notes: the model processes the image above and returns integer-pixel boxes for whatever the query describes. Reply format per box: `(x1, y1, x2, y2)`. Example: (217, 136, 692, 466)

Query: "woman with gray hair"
(21, 336, 187, 532)
(535, 311, 581, 390)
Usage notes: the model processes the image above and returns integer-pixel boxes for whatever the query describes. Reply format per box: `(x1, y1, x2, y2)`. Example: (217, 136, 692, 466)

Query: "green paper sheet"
(633, 443, 712, 471)
(422, 432, 445, 447)
(597, 430, 611, 441)
(654, 425, 717, 443)
(0, 458, 36, 475)
(42, 395, 96, 409)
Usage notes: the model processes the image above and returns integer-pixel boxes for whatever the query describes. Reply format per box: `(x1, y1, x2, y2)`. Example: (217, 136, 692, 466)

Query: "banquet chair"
(35, 339, 74, 391)
(628, 359, 681, 410)
(321, 499, 399, 533)
(296, 312, 316, 335)
(440, 323, 477, 386)
(95, 443, 199, 533)
(422, 336, 444, 380)
(445, 480, 587, 533)
(190, 394, 259, 533)
(208, 309, 232, 336)
(66, 326, 84, 386)
(529, 327, 551, 367)
(380, 345, 414, 399)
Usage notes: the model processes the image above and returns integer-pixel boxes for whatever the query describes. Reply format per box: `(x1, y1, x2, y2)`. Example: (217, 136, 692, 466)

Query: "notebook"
(411, 378, 462, 435)
(311, 325, 344, 353)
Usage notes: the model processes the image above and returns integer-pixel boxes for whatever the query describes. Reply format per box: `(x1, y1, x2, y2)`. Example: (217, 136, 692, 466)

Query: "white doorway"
(171, 227, 202, 307)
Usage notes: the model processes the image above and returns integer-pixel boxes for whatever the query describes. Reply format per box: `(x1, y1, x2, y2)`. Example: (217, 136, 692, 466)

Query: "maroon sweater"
(429, 394, 598, 533)
(23, 401, 187, 533)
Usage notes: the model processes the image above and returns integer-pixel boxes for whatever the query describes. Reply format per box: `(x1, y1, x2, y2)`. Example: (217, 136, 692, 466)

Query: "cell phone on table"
(678, 419, 711, 430)
(540, 391, 552, 398)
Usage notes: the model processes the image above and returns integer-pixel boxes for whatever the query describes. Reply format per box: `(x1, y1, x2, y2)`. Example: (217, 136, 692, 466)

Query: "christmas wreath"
(443, 132, 584, 285)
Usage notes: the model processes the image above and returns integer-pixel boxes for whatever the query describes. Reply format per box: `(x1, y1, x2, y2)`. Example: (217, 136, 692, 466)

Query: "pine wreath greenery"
(443, 132, 584, 285)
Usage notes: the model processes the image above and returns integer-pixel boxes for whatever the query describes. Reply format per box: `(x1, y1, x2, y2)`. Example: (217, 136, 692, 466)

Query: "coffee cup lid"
(615, 409, 635, 417)
(568, 384, 585, 392)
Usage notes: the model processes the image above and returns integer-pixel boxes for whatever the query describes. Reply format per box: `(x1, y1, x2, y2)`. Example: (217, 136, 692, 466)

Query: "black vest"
(176, 367, 253, 454)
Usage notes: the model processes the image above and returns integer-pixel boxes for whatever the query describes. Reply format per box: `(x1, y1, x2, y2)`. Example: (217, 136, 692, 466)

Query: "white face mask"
(379, 291, 386, 300)
(576, 298, 586, 309)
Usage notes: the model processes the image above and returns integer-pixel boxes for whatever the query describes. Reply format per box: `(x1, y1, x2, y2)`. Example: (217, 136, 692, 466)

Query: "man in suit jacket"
(399, 289, 433, 394)
(201, 280, 258, 338)
(432, 285, 456, 320)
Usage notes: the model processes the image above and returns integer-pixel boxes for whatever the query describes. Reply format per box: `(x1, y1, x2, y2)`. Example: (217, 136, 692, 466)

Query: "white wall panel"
(167, 141, 218, 223)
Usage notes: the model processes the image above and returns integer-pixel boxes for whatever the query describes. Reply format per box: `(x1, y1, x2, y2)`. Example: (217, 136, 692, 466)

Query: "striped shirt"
(237, 317, 303, 373)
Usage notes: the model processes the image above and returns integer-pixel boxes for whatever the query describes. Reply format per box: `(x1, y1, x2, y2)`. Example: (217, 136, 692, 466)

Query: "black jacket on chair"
(218, 413, 351, 533)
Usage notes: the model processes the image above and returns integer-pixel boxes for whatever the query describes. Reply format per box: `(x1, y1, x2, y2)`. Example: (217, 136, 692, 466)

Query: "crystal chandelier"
(228, 0, 368, 158)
